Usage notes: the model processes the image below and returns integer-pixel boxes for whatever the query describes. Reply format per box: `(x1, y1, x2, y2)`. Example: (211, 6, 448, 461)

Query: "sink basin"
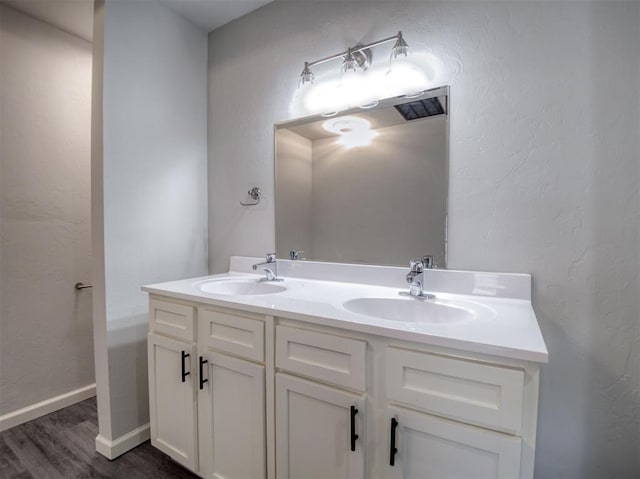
(342, 297, 479, 323)
(198, 278, 286, 296)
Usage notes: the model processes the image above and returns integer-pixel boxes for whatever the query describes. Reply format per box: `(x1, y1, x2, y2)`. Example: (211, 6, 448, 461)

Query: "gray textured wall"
(0, 5, 94, 416)
(208, 1, 639, 477)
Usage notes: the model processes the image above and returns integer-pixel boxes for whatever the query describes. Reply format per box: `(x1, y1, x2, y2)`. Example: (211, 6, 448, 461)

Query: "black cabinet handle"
(181, 351, 190, 382)
(350, 405, 359, 451)
(390, 417, 399, 466)
(199, 356, 208, 390)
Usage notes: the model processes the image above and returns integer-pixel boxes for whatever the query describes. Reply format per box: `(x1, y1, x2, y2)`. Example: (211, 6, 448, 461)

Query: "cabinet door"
(147, 333, 197, 470)
(386, 406, 521, 479)
(276, 373, 365, 479)
(198, 351, 265, 479)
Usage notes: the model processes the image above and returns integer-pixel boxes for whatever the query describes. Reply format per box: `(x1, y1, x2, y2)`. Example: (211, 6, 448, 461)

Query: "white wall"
(92, 0, 208, 450)
(207, 2, 639, 477)
(0, 5, 94, 416)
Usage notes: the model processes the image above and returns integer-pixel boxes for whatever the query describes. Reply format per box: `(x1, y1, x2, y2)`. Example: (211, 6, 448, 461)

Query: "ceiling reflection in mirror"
(275, 86, 449, 267)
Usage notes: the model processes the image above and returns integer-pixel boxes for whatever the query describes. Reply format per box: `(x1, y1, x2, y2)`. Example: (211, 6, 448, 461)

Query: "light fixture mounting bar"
(306, 32, 404, 68)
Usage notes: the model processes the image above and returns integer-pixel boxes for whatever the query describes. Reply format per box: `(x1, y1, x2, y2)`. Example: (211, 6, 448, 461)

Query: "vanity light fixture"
(297, 31, 427, 114)
(341, 48, 360, 77)
(385, 32, 426, 99)
(298, 31, 408, 87)
(298, 62, 314, 87)
(390, 32, 409, 61)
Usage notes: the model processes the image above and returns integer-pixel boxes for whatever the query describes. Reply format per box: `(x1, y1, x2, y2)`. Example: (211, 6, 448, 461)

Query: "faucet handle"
(266, 252, 276, 263)
(289, 250, 304, 260)
(409, 259, 424, 273)
(422, 255, 436, 269)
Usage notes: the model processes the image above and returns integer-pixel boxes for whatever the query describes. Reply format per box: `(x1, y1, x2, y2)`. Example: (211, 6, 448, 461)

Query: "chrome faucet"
(289, 250, 304, 260)
(402, 255, 436, 299)
(252, 253, 283, 282)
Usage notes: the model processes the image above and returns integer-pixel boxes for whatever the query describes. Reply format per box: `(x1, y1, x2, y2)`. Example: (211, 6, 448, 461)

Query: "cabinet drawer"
(198, 308, 264, 363)
(276, 326, 366, 392)
(149, 298, 195, 341)
(386, 347, 524, 434)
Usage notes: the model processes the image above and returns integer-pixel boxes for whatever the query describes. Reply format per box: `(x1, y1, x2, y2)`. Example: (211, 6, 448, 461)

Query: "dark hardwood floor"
(0, 397, 198, 478)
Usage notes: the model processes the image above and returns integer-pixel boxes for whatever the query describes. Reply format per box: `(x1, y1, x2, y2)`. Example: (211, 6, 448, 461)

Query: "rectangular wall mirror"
(275, 85, 449, 267)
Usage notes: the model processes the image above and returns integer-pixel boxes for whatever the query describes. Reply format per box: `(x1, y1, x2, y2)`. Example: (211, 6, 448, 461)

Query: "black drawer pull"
(350, 405, 359, 451)
(390, 417, 399, 466)
(199, 356, 208, 390)
(181, 351, 190, 382)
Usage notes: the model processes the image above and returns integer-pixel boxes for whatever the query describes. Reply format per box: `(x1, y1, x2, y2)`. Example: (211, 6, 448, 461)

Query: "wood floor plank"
(28, 419, 95, 475)
(1, 427, 65, 479)
(0, 398, 198, 479)
(59, 421, 111, 478)
(6, 472, 33, 479)
(0, 436, 28, 478)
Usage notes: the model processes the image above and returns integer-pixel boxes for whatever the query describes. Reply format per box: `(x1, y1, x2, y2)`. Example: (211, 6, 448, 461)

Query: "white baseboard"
(95, 423, 150, 460)
(0, 383, 96, 432)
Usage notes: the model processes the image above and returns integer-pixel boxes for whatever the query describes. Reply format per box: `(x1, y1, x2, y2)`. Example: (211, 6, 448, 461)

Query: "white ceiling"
(160, 0, 272, 32)
(2, 0, 95, 42)
(1, 0, 272, 43)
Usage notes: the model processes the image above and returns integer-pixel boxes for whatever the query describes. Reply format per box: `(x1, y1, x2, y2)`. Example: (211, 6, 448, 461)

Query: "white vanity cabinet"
(272, 324, 536, 479)
(383, 347, 528, 479)
(274, 326, 367, 479)
(146, 293, 542, 479)
(276, 374, 366, 479)
(147, 297, 267, 479)
(147, 298, 198, 470)
(196, 307, 266, 479)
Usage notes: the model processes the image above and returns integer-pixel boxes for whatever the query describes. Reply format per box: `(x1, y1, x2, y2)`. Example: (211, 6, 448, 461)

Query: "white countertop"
(142, 257, 548, 363)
